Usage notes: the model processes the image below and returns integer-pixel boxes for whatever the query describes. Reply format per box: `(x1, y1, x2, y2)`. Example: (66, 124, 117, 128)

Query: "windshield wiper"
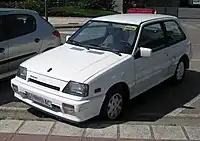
(67, 39, 90, 50)
(101, 46, 122, 56)
(87, 44, 122, 56)
(67, 41, 122, 56)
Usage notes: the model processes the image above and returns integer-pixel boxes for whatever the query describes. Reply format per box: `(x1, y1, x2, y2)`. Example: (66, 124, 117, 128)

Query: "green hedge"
(0, 0, 118, 17)
(67, 0, 116, 10)
(0, 0, 44, 15)
(48, 6, 118, 17)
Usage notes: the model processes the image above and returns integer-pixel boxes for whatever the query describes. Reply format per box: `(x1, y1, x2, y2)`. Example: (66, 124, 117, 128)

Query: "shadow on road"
(121, 69, 199, 121)
(1, 70, 200, 129)
(0, 76, 19, 106)
(76, 70, 200, 128)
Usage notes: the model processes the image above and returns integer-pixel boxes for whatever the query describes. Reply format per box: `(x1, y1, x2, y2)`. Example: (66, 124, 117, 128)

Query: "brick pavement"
(0, 119, 199, 141)
(47, 17, 90, 28)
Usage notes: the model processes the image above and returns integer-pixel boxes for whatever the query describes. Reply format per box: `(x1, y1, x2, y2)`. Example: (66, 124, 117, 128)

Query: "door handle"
(0, 48, 5, 53)
(34, 38, 40, 43)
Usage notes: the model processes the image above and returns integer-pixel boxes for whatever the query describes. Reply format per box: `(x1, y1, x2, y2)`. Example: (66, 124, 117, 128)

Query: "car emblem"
(30, 75, 37, 79)
(47, 68, 52, 72)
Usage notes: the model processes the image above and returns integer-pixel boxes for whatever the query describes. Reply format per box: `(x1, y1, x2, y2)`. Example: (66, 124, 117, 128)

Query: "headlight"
(16, 66, 27, 80)
(62, 81, 89, 97)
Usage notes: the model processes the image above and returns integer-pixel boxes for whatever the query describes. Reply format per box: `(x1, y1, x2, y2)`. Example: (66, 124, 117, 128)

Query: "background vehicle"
(0, 8, 61, 79)
(180, 0, 200, 7)
(188, 0, 200, 6)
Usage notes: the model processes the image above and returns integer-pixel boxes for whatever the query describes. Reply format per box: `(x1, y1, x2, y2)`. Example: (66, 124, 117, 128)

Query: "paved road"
(179, 8, 200, 19)
(1, 19, 200, 126)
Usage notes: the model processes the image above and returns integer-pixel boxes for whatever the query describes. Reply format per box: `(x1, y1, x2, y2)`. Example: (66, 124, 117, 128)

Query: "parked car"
(11, 13, 192, 122)
(0, 8, 61, 79)
(188, 0, 200, 6)
(181, 0, 200, 7)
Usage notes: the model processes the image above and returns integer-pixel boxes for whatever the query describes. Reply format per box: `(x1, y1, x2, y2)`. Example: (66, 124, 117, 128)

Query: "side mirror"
(140, 47, 152, 57)
(65, 35, 71, 42)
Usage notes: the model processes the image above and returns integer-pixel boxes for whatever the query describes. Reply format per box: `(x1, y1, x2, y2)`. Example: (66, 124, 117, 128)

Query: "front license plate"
(28, 93, 52, 108)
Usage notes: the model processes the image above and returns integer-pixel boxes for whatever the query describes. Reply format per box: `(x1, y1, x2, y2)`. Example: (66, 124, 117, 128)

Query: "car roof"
(92, 13, 177, 25)
(0, 8, 37, 15)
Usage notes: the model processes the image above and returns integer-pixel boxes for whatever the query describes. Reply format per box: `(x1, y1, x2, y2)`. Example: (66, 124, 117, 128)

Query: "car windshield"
(68, 20, 138, 55)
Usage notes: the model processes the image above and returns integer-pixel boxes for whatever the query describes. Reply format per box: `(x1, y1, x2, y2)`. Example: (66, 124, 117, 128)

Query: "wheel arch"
(99, 81, 130, 120)
(105, 82, 130, 100)
(180, 54, 190, 69)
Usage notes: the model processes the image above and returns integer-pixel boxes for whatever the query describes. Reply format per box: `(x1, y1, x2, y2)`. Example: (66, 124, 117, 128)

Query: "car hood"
(22, 43, 128, 82)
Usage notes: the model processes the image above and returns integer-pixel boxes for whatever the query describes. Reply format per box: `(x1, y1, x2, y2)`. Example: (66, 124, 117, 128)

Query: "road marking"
(60, 31, 75, 35)
(191, 59, 200, 62)
(192, 44, 200, 46)
(169, 113, 200, 118)
(182, 23, 199, 30)
(167, 93, 200, 116)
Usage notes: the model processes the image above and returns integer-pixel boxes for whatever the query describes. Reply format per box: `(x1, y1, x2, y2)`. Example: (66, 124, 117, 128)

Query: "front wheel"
(172, 60, 186, 84)
(100, 88, 125, 120)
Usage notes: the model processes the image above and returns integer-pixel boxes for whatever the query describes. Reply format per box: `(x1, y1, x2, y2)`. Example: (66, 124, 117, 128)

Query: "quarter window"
(5, 14, 36, 40)
(138, 23, 165, 51)
(164, 21, 186, 45)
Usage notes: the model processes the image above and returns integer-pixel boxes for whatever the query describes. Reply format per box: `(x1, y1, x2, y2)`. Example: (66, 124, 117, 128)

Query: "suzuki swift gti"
(11, 14, 192, 122)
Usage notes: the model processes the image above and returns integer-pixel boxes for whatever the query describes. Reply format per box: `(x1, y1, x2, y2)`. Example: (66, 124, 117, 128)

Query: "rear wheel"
(172, 59, 186, 84)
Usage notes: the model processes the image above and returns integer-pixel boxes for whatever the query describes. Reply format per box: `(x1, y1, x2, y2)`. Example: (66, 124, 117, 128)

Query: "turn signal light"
(62, 103, 75, 115)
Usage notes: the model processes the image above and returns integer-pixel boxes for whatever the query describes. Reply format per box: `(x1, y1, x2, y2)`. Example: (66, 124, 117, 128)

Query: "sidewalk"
(48, 17, 200, 31)
(47, 17, 91, 28)
(0, 119, 200, 141)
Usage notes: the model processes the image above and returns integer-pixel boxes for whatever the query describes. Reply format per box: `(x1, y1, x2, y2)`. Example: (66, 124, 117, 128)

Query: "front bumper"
(11, 78, 105, 122)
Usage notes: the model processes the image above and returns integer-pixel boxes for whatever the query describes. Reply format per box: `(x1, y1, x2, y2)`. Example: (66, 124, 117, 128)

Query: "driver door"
(133, 21, 169, 96)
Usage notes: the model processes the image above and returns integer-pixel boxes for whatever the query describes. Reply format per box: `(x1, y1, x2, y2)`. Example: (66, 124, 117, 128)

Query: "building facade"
(114, 0, 180, 15)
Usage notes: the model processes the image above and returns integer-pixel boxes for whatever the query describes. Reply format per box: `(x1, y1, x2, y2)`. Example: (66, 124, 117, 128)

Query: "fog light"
(62, 103, 75, 115)
(12, 84, 18, 93)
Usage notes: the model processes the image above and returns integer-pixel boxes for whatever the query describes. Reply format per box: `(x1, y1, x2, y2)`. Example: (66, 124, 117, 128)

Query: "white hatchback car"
(0, 8, 61, 79)
(11, 14, 192, 122)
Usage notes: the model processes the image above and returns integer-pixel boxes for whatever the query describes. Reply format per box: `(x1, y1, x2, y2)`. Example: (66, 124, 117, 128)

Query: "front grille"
(29, 78, 60, 91)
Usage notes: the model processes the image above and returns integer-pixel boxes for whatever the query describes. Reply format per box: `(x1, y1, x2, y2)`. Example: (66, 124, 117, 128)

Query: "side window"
(164, 21, 186, 45)
(138, 23, 165, 52)
(5, 14, 36, 40)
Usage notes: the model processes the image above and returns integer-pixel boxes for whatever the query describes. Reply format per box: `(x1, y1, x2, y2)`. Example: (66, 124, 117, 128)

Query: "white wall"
(114, 0, 123, 13)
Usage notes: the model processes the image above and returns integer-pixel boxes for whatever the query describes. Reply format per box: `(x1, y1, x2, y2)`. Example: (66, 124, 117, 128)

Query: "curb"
(51, 18, 200, 28)
(0, 119, 200, 141)
(1, 106, 200, 121)
(0, 106, 55, 121)
(179, 17, 200, 19)
(0, 106, 27, 112)
(53, 24, 82, 29)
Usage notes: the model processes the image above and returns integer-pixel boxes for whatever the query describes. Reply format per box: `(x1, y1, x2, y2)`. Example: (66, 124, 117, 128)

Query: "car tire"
(100, 87, 125, 121)
(171, 59, 186, 84)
